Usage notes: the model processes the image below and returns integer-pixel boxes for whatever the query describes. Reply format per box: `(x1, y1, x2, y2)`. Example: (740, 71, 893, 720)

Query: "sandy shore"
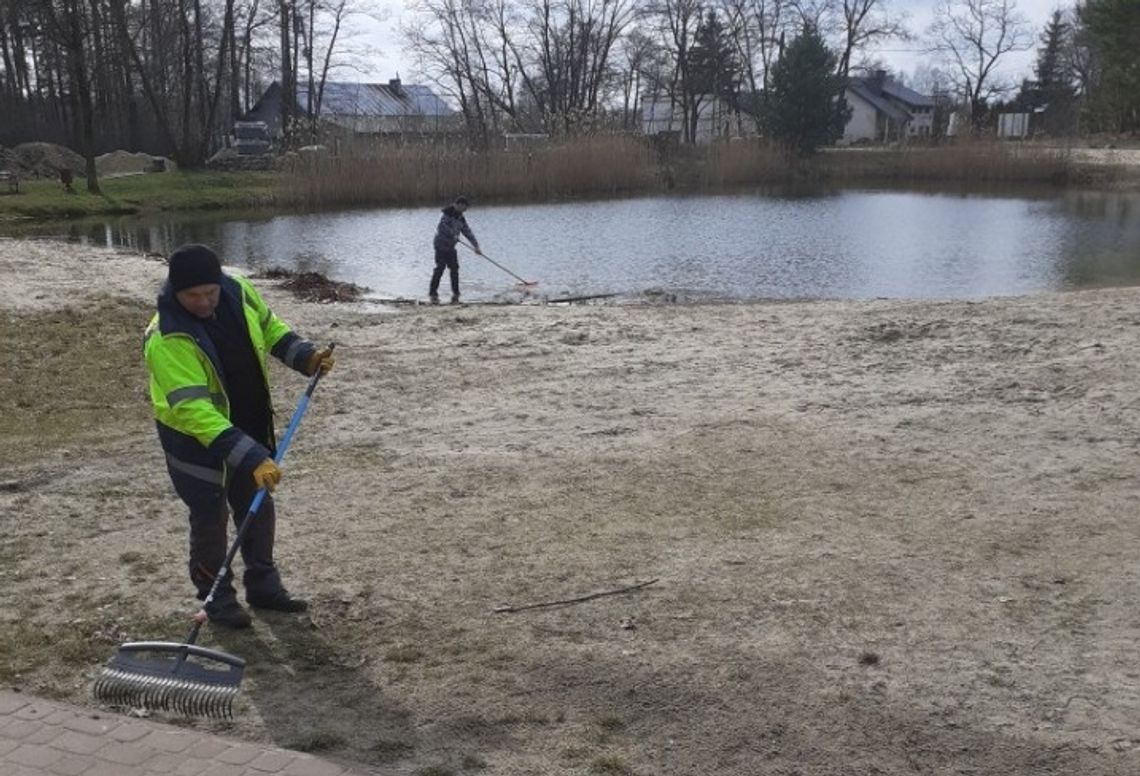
(3, 237, 1140, 775)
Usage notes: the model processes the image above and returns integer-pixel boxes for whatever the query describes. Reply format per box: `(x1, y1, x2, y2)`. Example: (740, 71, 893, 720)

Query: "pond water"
(13, 187, 1140, 302)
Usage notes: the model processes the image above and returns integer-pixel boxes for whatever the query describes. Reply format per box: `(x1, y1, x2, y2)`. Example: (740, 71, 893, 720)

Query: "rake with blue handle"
(94, 343, 335, 719)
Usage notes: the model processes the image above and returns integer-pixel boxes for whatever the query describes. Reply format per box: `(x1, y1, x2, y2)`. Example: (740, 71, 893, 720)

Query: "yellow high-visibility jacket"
(144, 274, 315, 505)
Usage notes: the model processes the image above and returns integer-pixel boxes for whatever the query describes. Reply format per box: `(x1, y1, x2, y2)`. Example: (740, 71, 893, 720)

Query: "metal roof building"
(243, 79, 461, 138)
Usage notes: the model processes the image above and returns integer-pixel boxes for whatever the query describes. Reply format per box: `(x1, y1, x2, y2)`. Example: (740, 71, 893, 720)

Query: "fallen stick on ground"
(545, 293, 620, 304)
(492, 578, 660, 613)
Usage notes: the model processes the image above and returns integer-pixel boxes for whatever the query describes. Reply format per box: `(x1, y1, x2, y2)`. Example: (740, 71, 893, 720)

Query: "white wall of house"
(906, 107, 934, 138)
(998, 113, 1030, 139)
(641, 96, 738, 144)
(840, 90, 880, 145)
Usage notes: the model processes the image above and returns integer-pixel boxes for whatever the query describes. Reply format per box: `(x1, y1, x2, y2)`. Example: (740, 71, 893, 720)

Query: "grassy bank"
(0, 170, 278, 220)
(0, 140, 1133, 223)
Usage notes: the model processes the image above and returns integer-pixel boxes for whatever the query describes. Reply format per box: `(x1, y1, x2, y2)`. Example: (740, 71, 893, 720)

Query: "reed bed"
(279, 134, 658, 209)
(814, 141, 1078, 185)
(277, 136, 1131, 210)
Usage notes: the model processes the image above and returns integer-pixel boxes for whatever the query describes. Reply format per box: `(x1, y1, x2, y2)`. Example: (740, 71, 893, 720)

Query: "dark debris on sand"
(255, 267, 368, 302)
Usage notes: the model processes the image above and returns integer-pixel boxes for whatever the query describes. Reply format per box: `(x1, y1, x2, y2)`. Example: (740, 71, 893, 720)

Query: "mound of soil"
(96, 150, 176, 177)
(1, 142, 85, 179)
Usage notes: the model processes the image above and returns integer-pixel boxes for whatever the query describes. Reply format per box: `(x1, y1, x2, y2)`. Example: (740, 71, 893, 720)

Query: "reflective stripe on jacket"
(144, 274, 315, 494)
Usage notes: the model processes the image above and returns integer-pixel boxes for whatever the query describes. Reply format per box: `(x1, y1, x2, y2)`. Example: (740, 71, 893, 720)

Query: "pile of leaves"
(256, 267, 368, 302)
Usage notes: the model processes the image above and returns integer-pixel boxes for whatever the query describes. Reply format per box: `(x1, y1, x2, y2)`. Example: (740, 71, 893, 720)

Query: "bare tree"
(717, 0, 796, 130)
(926, 0, 1032, 132)
(407, 0, 635, 143)
(834, 0, 906, 78)
(36, 0, 101, 192)
(524, 0, 637, 133)
(645, 0, 704, 143)
(617, 27, 655, 129)
(789, 0, 836, 35)
(405, 0, 504, 145)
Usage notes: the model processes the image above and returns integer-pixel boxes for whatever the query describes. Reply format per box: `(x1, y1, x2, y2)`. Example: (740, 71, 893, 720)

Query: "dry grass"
(814, 140, 1106, 186)
(279, 135, 658, 209)
(0, 298, 152, 467)
(277, 136, 1133, 210)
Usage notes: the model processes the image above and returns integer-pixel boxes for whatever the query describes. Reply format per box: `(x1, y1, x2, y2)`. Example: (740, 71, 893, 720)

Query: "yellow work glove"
(252, 459, 282, 491)
(305, 347, 335, 377)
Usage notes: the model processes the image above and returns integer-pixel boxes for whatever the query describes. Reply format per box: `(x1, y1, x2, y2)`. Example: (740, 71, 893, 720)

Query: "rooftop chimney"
(388, 76, 403, 97)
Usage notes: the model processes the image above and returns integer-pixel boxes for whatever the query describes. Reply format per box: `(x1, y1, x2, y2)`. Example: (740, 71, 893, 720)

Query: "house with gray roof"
(840, 72, 935, 145)
(242, 79, 461, 141)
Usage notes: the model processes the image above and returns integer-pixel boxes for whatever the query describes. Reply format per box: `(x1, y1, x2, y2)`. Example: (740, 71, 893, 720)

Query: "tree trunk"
(279, 0, 293, 145)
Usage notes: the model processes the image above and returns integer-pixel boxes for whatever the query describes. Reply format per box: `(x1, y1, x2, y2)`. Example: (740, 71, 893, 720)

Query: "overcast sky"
(350, 0, 1066, 90)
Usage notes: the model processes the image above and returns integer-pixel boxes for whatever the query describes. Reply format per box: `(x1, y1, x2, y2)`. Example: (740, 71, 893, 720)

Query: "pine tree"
(1035, 11, 1070, 93)
(1078, 0, 1140, 133)
(686, 10, 741, 140)
(689, 11, 739, 102)
(764, 25, 851, 155)
(1031, 10, 1077, 134)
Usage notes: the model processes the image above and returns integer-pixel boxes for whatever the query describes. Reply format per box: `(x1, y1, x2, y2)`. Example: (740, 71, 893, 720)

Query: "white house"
(841, 73, 935, 145)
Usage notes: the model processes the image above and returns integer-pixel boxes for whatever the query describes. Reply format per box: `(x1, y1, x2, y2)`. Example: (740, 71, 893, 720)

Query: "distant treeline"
(0, 0, 1136, 187)
(0, 0, 358, 173)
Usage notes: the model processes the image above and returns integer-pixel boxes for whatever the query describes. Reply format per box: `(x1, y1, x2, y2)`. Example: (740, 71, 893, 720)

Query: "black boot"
(247, 589, 309, 613)
(205, 597, 253, 629)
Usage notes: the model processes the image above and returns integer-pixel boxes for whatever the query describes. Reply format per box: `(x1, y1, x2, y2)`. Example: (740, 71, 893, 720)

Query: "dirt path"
(3, 237, 1140, 775)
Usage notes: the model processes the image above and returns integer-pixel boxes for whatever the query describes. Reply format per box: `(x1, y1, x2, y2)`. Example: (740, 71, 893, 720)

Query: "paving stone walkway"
(0, 690, 374, 776)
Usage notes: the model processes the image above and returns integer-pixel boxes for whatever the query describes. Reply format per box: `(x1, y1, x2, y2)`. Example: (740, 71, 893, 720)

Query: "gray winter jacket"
(433, 205, 478, 252)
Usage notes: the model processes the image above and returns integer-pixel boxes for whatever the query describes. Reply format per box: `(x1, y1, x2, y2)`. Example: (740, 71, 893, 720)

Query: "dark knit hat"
(168, 244, 222, 291)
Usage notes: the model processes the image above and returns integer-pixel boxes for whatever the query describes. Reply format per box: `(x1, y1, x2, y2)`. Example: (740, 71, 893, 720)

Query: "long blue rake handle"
(186, 342, 336, 643)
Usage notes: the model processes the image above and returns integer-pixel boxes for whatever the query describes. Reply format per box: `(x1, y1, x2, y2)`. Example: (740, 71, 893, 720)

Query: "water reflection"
(7, 187, 1140, 301)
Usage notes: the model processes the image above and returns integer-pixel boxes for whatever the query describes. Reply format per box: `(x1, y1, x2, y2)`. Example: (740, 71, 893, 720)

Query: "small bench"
(0, 170, 18, 193)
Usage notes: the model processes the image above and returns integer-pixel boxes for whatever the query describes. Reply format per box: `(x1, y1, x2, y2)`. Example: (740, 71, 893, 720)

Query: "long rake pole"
(188, 342, 336, 639)
(458, 239, 537, 287)
(95, 343, 335, 719)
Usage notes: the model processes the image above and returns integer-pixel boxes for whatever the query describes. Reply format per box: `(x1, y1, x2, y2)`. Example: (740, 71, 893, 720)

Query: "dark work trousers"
(188, 470, 283, 604)
(429, 247, 460, 297)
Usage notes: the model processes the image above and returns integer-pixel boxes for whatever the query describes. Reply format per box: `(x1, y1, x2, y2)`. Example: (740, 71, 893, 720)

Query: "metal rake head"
(94, 641, 246, 720)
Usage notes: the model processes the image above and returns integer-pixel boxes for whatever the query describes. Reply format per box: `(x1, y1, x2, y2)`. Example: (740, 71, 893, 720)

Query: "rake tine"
(198, 685, 215, 719)
(214, 687, 232, 719)
(218, 686, 233, 719)
(183, 684, 202, 718)
(156, 676, 175, 712)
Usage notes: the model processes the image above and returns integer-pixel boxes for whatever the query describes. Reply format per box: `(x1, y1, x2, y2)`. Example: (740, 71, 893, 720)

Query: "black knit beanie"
(168, 244, 222, 291)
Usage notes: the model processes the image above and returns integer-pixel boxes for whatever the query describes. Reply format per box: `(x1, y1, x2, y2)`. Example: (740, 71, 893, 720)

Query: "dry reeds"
(278, 134, 657, 209)
(276, 135, 1126, 210)
(814, 140, 1077, 185)
(702, 140, 794, 187)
